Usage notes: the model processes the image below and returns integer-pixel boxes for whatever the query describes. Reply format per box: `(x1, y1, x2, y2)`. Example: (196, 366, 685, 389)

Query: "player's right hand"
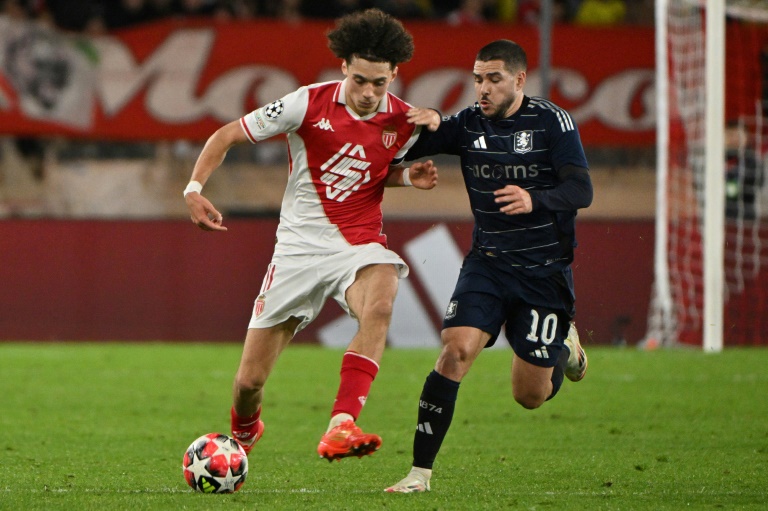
(185, 193, 228, 231)
(409, 160, 438, 190)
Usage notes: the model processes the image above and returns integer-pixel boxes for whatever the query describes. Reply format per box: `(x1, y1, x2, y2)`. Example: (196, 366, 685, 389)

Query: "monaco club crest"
(382, 129, 397, 149)
(254, 294, 266, 317)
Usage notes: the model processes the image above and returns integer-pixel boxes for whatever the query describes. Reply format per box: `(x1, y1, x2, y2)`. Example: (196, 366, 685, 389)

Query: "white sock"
(327, 413, 354, 432)
(410, 466, 432, 482)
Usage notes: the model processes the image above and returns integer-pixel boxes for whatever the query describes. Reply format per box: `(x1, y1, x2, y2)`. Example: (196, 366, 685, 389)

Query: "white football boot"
(564, 321, 588, 382)
(385, 467, 432, 493)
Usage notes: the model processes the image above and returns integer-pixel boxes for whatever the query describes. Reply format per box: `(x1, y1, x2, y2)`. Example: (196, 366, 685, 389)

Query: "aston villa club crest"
(445, 300, 458, 320)
(514, 130, 533, 154)
(382, 129, 397, 149)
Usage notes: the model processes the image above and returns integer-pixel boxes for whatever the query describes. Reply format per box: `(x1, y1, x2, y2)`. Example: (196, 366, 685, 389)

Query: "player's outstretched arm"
(184, 120, 248, 232)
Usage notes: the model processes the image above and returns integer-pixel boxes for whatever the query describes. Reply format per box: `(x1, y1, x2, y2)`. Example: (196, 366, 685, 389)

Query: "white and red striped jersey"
(240, 79, 421, 256)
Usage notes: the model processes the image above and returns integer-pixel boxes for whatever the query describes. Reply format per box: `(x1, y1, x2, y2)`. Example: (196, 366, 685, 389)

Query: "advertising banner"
(0, 16, 656, 145)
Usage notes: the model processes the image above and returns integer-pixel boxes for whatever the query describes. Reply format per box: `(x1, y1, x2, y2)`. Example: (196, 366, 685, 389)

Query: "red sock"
(331, 351, 379, 420)
(231, 406, 261, 435)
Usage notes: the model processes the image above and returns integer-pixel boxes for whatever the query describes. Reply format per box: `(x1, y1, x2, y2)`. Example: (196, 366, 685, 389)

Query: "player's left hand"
(409, 160, 438, 190)
(494, 185, 532, 215)
(406, 108, 441, 132)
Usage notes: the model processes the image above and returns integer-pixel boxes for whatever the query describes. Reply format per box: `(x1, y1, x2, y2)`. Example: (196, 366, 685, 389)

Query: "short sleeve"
(240, 86, 309, 143)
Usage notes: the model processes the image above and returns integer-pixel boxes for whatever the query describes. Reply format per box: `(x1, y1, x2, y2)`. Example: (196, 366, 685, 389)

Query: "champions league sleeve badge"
(263, 99, 284, 120)
(514, 130, 533, 154)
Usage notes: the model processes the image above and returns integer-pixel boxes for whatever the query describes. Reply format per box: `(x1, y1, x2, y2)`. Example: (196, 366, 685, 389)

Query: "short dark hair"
(327, 8, 414, 68)
(476, 40, 527, 73)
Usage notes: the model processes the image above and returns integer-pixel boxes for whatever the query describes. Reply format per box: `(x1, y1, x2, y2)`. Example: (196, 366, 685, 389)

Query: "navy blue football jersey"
(406, 96, 589, 279)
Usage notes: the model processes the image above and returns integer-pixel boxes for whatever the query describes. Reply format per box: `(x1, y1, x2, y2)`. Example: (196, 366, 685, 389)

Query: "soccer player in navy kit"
(386, 39, 593, 493)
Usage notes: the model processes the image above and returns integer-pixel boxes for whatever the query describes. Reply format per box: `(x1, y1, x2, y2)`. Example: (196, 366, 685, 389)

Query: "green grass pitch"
(2, 343, 767, 510)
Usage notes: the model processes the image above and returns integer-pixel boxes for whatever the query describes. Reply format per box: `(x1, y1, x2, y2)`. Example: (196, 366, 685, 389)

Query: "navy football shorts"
(442, 252, 574, 368)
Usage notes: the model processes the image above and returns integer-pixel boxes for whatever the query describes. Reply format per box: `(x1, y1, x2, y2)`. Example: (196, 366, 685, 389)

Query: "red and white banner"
(0, 16, 656, 145)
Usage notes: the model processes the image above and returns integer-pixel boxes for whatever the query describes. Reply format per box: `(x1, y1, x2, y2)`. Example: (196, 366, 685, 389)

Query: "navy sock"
(547, 348, 568, 401)
(412, 370, 460, 470)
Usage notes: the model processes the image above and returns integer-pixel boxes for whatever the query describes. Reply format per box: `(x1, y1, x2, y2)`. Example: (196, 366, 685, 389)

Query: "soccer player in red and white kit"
(183, 8, 437, 462)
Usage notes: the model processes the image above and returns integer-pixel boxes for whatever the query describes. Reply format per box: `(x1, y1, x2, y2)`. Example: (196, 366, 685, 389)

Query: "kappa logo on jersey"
(382, 128, 397, 149)
(471, 136, 487, 149)
(313, 118, 334, 131)
(320, 142, 372, 202)
(263, 99, 284, 120)
(445, 300, 458, 320)
(514, 130, 533, 153)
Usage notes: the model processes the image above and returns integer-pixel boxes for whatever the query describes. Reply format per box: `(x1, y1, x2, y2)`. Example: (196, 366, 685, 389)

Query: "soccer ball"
(182, 433, 248, 493)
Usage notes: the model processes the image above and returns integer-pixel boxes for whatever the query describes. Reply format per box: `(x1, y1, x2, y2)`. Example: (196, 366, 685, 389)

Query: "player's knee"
(513, 387, 547, 410)
(364, 296, 395, 324)
(440, 342, 471, 365)
(435, 343, 476, 380)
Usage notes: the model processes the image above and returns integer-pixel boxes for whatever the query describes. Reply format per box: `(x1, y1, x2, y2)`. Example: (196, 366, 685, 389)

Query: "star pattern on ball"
(213, 469, 240, 493)
(186, 450, 212, 478)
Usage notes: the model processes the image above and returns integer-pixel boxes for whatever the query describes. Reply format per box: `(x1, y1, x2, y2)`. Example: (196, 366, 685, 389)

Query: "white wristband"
(402, 168, 412, 187)
(183, 180, 203, 197)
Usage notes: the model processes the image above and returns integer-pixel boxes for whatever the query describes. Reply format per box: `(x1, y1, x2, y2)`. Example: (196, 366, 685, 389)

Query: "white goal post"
(703, 0, 725, 352)
(648, 0, 768, 350)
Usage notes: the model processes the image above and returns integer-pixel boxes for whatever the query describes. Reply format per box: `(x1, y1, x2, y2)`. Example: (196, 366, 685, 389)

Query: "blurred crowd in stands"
(1, 0, 653, 34)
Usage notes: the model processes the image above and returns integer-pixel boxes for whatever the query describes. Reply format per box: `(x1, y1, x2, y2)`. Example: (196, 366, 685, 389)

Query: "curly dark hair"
(327, 8, 414, 68)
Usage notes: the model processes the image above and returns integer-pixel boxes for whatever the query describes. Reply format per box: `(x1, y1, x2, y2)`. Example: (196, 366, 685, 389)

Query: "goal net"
(647, 0, 768, 349)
